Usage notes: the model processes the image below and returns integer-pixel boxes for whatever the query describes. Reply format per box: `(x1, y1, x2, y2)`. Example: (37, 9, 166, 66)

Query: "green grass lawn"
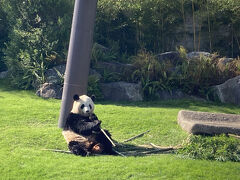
(0, 80, 240, 179)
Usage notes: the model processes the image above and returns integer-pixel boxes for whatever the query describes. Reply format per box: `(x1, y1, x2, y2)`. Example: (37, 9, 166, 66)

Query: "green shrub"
(2, 0, 73, 89)
(175, 48, 240, 98)
(87, 75, 104, 101)
(132, 50, 174, 100)
(91, 41, 120, 65)
(131, 48, 240, 100)
(177, 134, 240, 162)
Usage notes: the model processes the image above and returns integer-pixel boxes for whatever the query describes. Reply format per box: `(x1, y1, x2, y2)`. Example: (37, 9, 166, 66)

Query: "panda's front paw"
(92, 120, 101, 132)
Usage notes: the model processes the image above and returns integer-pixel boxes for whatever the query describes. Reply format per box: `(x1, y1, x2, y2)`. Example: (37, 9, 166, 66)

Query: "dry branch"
(228, 134, 240, 139)
(149, 143, 174, 151)
(42, 149, 72, 154)
(101, 129, 116, 147)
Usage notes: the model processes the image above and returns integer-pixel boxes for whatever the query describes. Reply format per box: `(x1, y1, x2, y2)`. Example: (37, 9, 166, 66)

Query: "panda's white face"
(71, 95, 95, 117)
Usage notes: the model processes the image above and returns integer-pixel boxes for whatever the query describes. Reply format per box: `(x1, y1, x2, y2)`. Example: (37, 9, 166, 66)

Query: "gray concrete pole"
(58, 0, 98, 128)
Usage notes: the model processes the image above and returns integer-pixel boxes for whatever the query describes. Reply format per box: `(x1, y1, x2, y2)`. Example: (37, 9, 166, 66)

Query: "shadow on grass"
(113, 143, 175, 157)
(1, 79, 239, 114)
(97, 99, 240, 115)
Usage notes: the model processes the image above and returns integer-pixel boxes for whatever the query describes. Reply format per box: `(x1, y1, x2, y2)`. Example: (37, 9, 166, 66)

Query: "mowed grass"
(0, 80, 240, 179)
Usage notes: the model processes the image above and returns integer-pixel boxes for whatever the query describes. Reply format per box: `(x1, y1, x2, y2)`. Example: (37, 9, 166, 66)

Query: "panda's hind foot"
(68, 141, 89, 156)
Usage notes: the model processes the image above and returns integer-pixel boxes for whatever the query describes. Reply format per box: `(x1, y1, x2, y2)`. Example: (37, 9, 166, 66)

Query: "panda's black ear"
(91, 95, 96, 102)
(73, 94, 79, 101)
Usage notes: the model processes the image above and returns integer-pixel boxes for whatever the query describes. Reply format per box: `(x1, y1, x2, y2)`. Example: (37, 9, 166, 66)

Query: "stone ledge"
(178, 110, 240, 135)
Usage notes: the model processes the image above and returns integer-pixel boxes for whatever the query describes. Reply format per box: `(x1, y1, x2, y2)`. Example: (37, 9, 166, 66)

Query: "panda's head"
(71, 94, 95, 117)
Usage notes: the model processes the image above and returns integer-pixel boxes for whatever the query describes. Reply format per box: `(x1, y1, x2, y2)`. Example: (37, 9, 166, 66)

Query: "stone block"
(178, 110, 240, 135)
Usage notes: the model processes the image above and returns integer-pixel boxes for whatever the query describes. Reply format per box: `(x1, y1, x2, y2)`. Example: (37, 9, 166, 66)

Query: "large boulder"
(100, 81, 143, 101)
(156, 51, 181, 64)
(213, 75, 240, 106)
(187, 51, 211, 59)
(92, 43, 109, 54)
(178, 110, 240, 135)
(156, 89, 190, 100)
(155, 89, 206, 101)
(36, 83, 62, 99)
(89, 68, 102, 80)
(95, 61, 135, 75)
(45, 64, 66, 84)
(0, 71, 8, 79)
(217, 57, 234, 71)
(45, 64, 102, 84)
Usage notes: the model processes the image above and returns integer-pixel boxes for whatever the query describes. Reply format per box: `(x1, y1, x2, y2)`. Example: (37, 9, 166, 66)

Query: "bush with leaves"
(131, 47, 240, 100)
(87, 75, 104, 101)
(177, 134, 240, 162)
(132, 50, 176, 100)
(2, 0, 73, 89)
(175, 47, 240, 98)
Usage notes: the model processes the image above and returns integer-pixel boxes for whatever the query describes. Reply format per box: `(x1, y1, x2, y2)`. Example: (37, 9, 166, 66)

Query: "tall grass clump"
(131, 50, 175, 99)
(178, 134, 240, 162)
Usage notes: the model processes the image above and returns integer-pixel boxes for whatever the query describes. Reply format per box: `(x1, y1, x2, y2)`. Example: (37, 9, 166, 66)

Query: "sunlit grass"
(0, 79, 240, 179)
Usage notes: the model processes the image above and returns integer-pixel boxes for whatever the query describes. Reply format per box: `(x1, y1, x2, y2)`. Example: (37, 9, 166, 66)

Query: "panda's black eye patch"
(80, 104, 85, 109)
(89, 104, 92, 109)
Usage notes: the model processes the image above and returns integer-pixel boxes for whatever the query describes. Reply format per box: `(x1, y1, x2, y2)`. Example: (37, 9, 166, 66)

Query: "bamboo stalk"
(228, 134, 240, 139)
(192, 0, 196, 51)
(206, 0, 212, 53)
(101, 129, 116, 147)
(149, 143, 174, 151)
(42, 149, 72, 154)
(122, 130, 150, 143)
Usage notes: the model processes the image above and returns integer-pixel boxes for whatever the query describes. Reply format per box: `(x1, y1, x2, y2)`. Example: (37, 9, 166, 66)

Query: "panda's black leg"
(68, 141, 89, 156)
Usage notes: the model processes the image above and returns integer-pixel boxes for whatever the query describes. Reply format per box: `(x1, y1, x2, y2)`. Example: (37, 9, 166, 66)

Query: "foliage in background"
(131, 47, 240, 99)
(178, 134, 240, 162)
(87, 75, 104, 100)
(175, 48, 240, 98)
(2, 0, 73, 89)
(0, 0, 240, 90)
(132, 50, 174, 100)
(95, 0, 240, 57)
(0, 1, 8, 71)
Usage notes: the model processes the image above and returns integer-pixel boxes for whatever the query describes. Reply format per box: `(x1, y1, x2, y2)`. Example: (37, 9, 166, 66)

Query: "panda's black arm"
(75, 119, 101, 134)
(66, 113, 101, 134)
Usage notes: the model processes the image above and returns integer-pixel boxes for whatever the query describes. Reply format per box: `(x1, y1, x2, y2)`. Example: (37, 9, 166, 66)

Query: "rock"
(156, 89, 206, 101)
(95, 61, 135, 75)
(100, 81, 143, 101)
(156, 90, 190, 100)
(178, 110, 240, 135)
(187, 52, 211, 59)
(92, 43, 109, 54)
(45, 64, 66, 84)
(36, 83, 62, 99)
(89, 68, 102, 80)
(217, 57, 234, 71)
(213, 75, 240, 105)
(156, 51, 181, 64)
(0, 71, 8, 79)
(45, 64, 102, 83)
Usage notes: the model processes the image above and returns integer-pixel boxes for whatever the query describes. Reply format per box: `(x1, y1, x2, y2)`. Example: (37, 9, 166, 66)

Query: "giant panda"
(62, 94, 115, 156)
